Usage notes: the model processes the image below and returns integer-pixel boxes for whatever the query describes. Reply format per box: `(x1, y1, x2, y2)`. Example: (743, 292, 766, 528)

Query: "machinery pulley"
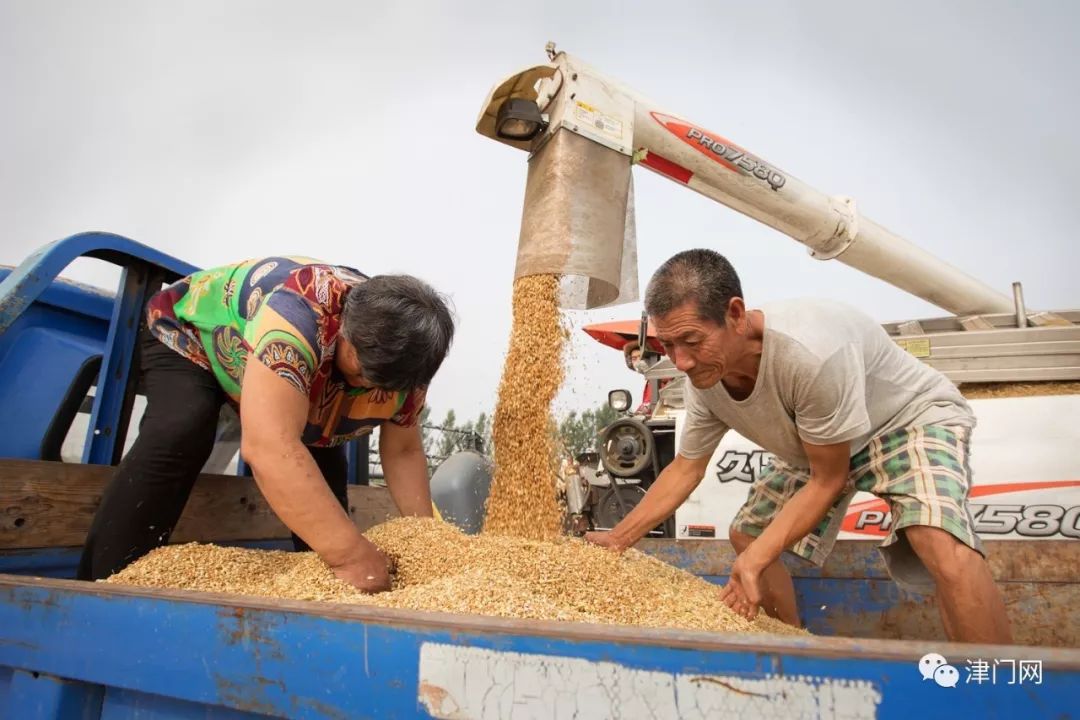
(599, 417, 654, 478)
(593, 484, 647, 530)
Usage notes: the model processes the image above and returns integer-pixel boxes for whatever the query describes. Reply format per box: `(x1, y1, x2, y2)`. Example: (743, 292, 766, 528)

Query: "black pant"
(77, 330, 348, 581)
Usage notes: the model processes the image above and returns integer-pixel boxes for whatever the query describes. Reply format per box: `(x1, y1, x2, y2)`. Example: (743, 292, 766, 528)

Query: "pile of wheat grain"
(104, 274, 807, 638)
(959, 380, 1080, 400)
(483, 274, 567, 539)
(105, 517, 802, 636)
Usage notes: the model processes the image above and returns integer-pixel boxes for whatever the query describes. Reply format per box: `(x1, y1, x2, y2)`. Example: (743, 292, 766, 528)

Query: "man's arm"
(379, 421, 434, 517)
(240, 358, 391, 592)
(719, 439, 850, 617)
(585, 452, 713, 551)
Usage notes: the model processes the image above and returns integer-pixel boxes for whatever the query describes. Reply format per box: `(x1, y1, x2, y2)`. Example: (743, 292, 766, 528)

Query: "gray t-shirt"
(679, 299, 974, 469)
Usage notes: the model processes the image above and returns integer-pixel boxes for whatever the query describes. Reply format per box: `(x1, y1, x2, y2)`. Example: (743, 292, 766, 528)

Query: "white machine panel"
(674, 394, 1080, 542)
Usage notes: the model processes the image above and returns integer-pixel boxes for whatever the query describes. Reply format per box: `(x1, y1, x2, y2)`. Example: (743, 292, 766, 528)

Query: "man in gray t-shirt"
(585, 249, 1012, 644)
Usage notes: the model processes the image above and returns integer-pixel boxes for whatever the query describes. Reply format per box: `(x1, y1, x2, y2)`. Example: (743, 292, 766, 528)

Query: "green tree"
(459, 411, 491, 453)
(418, 406, 434, 457)
(435, 409, 459, 460)
(419, 403, 616, 467)
(557, 403, 620, 457)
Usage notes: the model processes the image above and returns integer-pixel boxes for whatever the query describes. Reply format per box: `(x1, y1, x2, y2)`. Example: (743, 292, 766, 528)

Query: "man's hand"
(719, 440, 851, 621)
(330, 544, 394, 593)
(584, 530, 628, 552)
(719, 548, 768, 620)
(590, 453, 713, 551)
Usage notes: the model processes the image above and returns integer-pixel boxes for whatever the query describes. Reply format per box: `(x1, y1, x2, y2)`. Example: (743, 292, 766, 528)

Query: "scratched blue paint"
(0, 233, 200, 464)
(0, 232, 196, 334)
(0, 267, 113, 323)
(0, 580, 1076, 719)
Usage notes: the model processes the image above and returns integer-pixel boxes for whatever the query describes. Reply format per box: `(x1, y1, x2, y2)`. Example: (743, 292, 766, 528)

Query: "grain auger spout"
(475, 43, 1015, 316)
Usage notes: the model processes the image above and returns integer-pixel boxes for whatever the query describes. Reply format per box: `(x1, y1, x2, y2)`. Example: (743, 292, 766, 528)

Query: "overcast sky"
(2, 1, 1077, 423)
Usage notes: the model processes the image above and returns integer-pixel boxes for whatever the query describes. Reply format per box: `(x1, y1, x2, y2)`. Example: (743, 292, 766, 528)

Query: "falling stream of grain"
(482, 274, 566, 539)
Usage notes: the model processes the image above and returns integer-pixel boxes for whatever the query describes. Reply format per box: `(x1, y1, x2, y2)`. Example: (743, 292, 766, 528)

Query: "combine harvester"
(1, 46, 1078, 718)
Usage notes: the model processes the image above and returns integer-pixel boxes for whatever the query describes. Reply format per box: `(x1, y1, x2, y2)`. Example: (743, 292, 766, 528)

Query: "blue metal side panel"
(101, 687, 269, 720)
(0, 267, 115, 323)
(0, 327, 103, 458)
(83, 265, 155, 465)
(699, 574, 919, 636)
(7, 669, 103, 719)
(0, 275, 111, 367)
(346, 438, 362, 485)
(0, 579, 1076, 719)
(0, 232, 196, 334)
(0, 666, 11, 713)
(0, 548, 83, 579)
(0, 233, 201, 464)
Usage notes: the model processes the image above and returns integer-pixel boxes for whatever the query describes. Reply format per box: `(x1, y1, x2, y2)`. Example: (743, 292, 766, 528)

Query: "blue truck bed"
(1, 234, 1077, 718)
(1, 554, 1078, 719)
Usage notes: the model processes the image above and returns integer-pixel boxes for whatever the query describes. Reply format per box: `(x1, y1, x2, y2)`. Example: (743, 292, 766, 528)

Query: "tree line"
(419, 403, 620, 464)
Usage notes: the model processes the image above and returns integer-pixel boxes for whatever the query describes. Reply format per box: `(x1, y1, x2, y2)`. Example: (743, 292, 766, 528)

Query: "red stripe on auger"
(639, 150, 693, 184)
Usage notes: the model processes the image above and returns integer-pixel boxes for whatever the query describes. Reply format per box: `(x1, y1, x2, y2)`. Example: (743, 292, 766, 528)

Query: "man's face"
(335, 338, 375, 388)
(653, 302, 734, 389)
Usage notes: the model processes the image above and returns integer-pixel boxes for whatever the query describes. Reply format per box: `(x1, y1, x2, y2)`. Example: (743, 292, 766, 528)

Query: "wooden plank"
(959, 381, 1080, 399)
(882, 309, 1080, 335)
(924, 340, 1080, 359)
(934, 366, 1080, 383)
(907, 325, 1080, 348)
(926, 353, 1080, 372)
(0, 459, 398, 550)
(897, 320, 924, 336)
(1029, 311, 1076, 328)
(959, 315, 995, 331)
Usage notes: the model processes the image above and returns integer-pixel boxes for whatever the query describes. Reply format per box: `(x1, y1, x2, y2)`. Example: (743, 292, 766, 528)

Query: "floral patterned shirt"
(146, 256, 426, 447)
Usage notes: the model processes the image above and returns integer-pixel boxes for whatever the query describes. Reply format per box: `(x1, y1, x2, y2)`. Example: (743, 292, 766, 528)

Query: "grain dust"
(105, 516, 802, 636)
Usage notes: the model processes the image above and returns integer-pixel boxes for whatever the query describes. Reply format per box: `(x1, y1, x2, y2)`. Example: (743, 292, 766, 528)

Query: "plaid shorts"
(730, 425, 983, 593)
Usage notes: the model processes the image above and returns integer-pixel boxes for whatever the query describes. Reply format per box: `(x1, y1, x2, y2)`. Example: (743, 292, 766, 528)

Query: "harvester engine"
(566, 399, 677, 537)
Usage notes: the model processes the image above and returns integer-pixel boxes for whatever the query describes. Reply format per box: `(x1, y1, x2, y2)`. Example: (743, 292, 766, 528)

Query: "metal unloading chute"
(477, 44, 1079, 383)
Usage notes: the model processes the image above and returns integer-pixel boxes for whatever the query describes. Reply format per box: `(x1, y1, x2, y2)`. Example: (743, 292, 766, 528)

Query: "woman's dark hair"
(341, 275, 455, 390)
